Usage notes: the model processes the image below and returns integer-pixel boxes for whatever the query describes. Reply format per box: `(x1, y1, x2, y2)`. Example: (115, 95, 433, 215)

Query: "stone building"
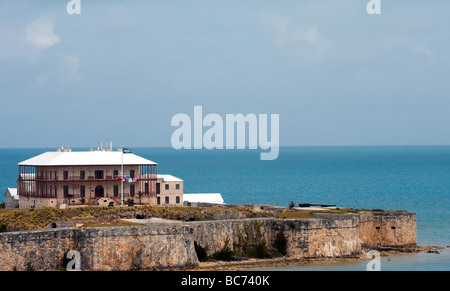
(4, 188, 19, 209)
(156, 174, 183, 206)
(17, 148, 161, 209)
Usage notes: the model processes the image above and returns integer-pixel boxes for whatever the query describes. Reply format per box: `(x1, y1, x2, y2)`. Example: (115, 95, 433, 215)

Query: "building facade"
(4, 188, 19, 209)
(156, 175, 183, 206)
(17, 148, 159, 209)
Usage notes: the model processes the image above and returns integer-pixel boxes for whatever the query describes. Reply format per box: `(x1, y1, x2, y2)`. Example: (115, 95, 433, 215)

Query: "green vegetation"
(273, 231, 288, 256)
(276, 211, 315, 219)
(211, 240, 235, 261)
(81, 220, 143, 229)
(0, 206, 257, 232)
(246, 241, 269, 259)
(199, 221, 283, 263)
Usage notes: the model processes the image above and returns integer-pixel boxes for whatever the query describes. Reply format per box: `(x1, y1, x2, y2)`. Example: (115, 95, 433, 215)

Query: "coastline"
(186, 246, 444, 271)
(187, 256, 364, 271)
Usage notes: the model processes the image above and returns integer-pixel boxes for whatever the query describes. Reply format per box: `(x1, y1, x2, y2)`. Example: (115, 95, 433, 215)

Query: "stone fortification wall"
(0, 225, 198, 271)
(358, 211, 417, 247)
(0, 212, 416, 271)
(272, 216, 361, 258)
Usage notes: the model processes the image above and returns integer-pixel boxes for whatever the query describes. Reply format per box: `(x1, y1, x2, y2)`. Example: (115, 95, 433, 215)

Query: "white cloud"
(60, 54, 80, 81)
(260, 12, 331, 59)
(26, 16, 60, 50)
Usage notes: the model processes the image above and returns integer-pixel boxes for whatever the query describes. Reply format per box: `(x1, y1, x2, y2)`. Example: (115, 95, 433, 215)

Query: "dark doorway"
(95, 185, 104, 197)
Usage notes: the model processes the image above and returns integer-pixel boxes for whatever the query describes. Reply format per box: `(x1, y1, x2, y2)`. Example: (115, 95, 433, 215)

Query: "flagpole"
(121, 147, 124, 207)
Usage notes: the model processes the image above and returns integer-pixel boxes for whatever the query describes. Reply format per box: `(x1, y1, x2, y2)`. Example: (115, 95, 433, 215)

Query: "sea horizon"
(1, 145, 450, 270)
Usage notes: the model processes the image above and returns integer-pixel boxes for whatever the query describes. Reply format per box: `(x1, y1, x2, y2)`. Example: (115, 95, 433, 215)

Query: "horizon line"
(1, 144, 450, 150)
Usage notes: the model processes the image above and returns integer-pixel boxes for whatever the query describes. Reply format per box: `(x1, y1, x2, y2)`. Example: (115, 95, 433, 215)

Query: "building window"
(165, 184, 169, 190)
(156, 183, 160, 194)
(63, 171, 69, 180)
(63, 185, 69, 197)
(95, 170, 104, 180)
(80, 171, 85, 180)
(114, 170, 119, 178)
(165, 196, 169, 204)
(176, 184, 180, 190)
(145, 183, 149, 194)
(130, 185, 135, 197)
(114, 185, 119, 197)
(130, 170, 135, 179)
(157, 197, 160, 205)
(176, 196, 180, 204)
(80, 185, 85, 197)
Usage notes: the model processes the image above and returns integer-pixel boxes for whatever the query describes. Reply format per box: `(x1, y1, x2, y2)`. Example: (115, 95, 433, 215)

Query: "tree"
(273, 231, 288, 256)
(289, 201, 295, 209)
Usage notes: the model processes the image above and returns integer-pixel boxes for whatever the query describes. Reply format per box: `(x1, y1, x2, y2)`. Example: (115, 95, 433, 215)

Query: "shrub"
(212, 240, 235, 261)
(273, 231, 288, 256)
(289, 201, 296, 209)
(247, 241, 268, 259)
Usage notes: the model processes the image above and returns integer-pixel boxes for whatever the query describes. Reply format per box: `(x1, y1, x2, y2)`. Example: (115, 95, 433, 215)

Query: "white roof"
(18, 151, 157, 166)
(183, 193, 224, 204)
(157, 174, 183, 182)
(5, 188, 18, 199)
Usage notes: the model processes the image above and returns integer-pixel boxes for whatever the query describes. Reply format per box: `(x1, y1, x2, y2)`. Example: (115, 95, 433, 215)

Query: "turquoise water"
(1, 146, 450, 270)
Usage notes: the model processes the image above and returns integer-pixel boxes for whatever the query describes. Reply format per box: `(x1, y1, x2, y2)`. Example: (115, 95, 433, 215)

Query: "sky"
(0, 0, 449, 148)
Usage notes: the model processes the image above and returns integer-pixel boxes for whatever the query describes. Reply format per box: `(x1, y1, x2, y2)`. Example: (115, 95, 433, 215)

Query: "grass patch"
(276, 211, 315, 219)
(0, 205, 258, 232)
(81, 220, 144, 229)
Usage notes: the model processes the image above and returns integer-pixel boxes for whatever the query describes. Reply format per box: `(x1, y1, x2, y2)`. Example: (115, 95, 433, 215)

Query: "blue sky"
(1, 0, 449, 148)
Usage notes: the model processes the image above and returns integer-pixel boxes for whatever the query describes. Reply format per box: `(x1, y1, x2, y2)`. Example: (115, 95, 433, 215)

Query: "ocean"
(1, 146, 450, 271)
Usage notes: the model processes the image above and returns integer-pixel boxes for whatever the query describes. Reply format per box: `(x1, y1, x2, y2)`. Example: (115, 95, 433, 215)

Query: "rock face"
(0, 225, 198, 271)
(357, 212, 417, 247)
(0, 211, 416, 271)
(273, 217, 362, 258)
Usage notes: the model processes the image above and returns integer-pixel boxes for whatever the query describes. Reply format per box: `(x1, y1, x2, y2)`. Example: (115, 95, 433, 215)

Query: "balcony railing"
(21, 175, 155, 182)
